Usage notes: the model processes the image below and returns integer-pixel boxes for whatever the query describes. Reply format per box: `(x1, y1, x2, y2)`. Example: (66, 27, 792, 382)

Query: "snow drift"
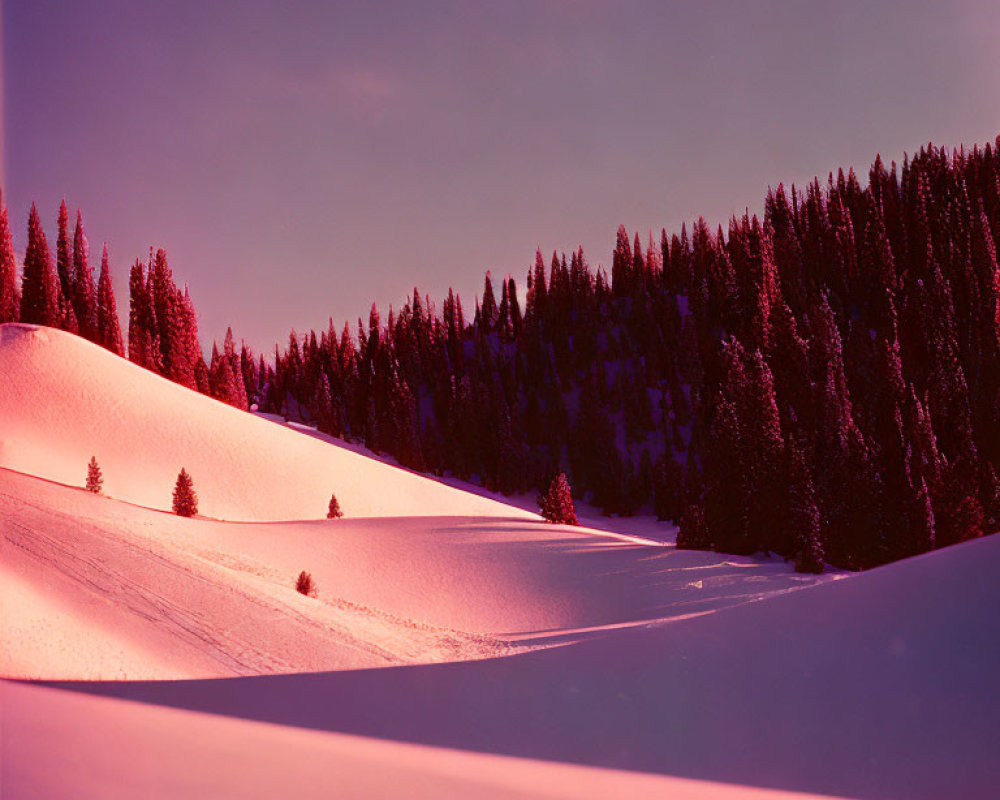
(0, 324, 534, 521)
(1, 468, 832, 679)
(62, 532, 1000, 800)
(1, 681, 843, 800)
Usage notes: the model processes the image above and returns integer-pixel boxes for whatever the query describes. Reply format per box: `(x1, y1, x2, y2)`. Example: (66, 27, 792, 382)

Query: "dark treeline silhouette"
(3, 136, 1000, 571)
(0, 194, 248, 410)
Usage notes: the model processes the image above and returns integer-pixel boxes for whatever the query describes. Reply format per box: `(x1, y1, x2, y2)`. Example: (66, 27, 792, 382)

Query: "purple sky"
(4, 0, 1000, 353)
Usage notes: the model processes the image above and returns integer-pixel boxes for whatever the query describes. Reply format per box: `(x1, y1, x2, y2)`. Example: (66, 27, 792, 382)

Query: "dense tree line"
(3, 136, 1000, 571)
(256, 137, 1000, 572)
(0, 196, 249, 409)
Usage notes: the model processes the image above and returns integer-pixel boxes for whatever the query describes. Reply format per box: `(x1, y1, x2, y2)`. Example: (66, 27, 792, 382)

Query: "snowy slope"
(0, 468, 833, 679)
(62, 533, 1000, 800)
(0, 323, 534, 521)
(1, 682, 846, 800)
(3, 322, 995, 799)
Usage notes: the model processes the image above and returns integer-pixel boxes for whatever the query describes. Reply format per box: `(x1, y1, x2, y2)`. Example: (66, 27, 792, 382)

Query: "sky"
(4, 0, 1000, 353)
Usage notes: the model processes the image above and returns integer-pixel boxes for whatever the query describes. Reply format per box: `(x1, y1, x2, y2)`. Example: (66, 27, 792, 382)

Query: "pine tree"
(652, 456, 684, 522)
(58, 290, 78, 333)
(933, 458, 984, 548)
(295, 570, 317, 597)
(86, 456, 104, 494)
(223, 327, 247, 408)
(128, 260, 161, 370)
(539, 472, 578, 525)
(56, 199, 73, 304)
(676, 504, 712, 549)
(327, 493, 343, 519)
(180, 287, 204, 386)
(704, 393, 748, 553)
(72, 211, 98, 340)
(480, 271, 498, 331)
(96, 244, 124, 355)
(787, 439, 824, 573)
(21, 204, 60, 326)
(172, 468, 198, 517)
(0, 201, 19, 324)
(313, 372, 334, 433)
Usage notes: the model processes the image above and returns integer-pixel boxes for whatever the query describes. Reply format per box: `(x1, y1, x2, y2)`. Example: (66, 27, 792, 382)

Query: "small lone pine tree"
(327, 493, 343, 519)
(295, 570, 316, 597)
(172, 468, 198, 517)
(540, 472, 578, 525)
(86, 456, 103, 494)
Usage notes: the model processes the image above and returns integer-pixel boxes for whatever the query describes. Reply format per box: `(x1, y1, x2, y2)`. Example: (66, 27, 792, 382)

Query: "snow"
(0, 682, 841, 800)
(0, 323, 534, 522)
(46, 534, 1000, 800)
(0, 467, 833, 679)
(2, 323, 997, 799)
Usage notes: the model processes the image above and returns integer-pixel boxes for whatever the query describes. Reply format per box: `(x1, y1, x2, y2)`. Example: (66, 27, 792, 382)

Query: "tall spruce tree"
(96, 244, 124, 355)
(21, 204, 60, 326)
(128, 260, 161, 370)
(0, 201, 19, 323)
(72, 211, 98, 340)
(55, 200, 73, 304)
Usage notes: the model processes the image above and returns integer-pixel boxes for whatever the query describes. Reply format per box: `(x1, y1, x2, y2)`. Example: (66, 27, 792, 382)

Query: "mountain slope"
(0, 323, 534, 521)
(1, 680, 847, 800)
(1, 467, 833, 679)
(68, 533, 1000, 800)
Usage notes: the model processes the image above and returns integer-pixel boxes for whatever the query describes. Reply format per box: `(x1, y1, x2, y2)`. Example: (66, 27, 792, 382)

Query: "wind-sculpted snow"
(0, 323, 535, 521)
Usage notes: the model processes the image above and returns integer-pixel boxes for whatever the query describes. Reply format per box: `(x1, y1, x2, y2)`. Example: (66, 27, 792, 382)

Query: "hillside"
(0, 466, 834, 680)
(63, 533, 1000, 800)
(0, 323, 534, 521)
(3, 323, 997, 799)
(1, 681, 845, 800)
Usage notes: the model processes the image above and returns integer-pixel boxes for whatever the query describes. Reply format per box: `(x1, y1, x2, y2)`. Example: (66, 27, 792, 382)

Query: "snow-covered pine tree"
(86, 456, 103, 494)
(172, 468, 198, 517)
(540, 472, 577, 525)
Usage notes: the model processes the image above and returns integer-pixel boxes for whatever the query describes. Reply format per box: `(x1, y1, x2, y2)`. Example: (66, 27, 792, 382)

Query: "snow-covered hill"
(1, 680, 843, 800)
(2, 324, 996, 799)
(0, 467, 832, 679)
(0, 323, 533, 521)
(52, 533, 1000, 800)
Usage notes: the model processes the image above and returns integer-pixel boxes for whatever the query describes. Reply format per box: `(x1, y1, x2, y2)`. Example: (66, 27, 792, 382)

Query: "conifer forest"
(4, 136, 1000, 572)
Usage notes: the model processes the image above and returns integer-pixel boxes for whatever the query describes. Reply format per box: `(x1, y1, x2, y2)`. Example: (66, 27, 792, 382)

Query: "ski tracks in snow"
(0, 487, 512, 678)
